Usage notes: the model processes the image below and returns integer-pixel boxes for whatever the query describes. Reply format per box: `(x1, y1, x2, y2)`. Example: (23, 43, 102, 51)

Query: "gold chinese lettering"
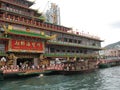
(26, 42, 30, 46)
(36, 43, 41, 47)
(32, 42, 35, 47)
(15, 41, 20, 46)
(20, 41, 25, 46)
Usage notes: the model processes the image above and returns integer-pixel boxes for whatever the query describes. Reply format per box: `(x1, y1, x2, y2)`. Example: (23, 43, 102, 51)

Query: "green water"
(0, 66, 120, 90)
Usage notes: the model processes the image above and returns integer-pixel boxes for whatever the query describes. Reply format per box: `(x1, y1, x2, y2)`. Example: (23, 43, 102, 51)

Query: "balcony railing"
(0, 0, 32, 9)
(0, 12, 69, 33)
(47, 40, 103, 50)
(43, 53, 97, 58)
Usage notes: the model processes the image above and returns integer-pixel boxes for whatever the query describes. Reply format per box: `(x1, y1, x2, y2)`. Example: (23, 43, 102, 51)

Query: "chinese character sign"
(10, 40, 44, 52)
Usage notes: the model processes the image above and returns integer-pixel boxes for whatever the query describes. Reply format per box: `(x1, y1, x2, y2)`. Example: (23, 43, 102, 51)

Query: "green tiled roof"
(39, 16, 45, 21)
(9, 29, 50, 39)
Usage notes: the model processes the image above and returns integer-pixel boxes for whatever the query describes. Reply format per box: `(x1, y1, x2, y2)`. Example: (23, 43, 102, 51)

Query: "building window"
(56, 49, 60, 52)
(92, 43, 96, 46)
(74, 39, 77, 43)
(67, 50, 70, 53)
(76, 51, 79, 53)
(78, 40, 82, 44)
(80, 50, 83, 53)
(50, 48, 55, 53)
(64, 38, 67, 42)
(58, 38, 62, 41)
(62, 50, 65, 52)
(84, 50, 87, 54)
(69, 39, 72, 43)
(0, 44, 5, 51)
(72, 50, 75, 53)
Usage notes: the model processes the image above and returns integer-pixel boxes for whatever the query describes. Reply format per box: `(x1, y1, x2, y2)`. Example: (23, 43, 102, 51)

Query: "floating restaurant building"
(0, 0, 103, 68)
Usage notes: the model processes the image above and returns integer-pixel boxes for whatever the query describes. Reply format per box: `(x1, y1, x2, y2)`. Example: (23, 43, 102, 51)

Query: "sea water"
(0, 66, 120, 90)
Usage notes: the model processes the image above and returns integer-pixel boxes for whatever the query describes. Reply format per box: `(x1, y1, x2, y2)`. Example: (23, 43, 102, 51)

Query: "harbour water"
(0, 66, 120, 90)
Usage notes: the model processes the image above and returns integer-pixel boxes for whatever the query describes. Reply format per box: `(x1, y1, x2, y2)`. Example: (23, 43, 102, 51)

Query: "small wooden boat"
(1, 69, 52, 80)
(17, 70, 52, 77)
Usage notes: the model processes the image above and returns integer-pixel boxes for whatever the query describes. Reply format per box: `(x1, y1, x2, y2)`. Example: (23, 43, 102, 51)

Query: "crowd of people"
(0, 62, 77, 73)
(0, 57, 84, 73)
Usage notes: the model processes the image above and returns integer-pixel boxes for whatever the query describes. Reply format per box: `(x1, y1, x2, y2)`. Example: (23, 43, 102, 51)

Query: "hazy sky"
(30, 0, 120, 47)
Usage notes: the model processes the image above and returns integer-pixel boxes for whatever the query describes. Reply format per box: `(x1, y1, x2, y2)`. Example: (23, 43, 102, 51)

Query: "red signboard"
(9, 40, 44, 52)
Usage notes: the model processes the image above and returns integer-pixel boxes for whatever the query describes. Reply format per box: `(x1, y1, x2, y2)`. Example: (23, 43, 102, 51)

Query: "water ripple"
(0, 66, 120, 90)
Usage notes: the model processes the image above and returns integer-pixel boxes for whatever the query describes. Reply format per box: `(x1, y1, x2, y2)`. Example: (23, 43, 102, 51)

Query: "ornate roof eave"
(0, 17, 71, 36)
(5, 30, 56, 41)
(7, 32, 50, 40)
(1, 23, 57, 40)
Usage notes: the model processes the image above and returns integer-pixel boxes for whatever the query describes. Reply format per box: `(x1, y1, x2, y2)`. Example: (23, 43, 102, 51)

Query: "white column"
(34, 58, 38, 66)
(13, 58, 17, 66)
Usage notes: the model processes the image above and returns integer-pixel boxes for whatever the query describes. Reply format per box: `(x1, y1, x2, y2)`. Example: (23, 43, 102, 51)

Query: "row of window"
(0, 44, 5, 51)
(50, 48, 88, 54)
(57, 38, 82, 44)
(45, 32, 100, 47)
(45, 30, 100, 46)
(1, 3, 34, 17)
(2, 0, 30, 8)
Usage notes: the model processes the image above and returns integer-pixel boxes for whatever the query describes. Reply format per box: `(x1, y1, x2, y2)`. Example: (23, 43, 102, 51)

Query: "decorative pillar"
(37, 22, 40, 26)
(8, 15, 10, 20)
(13, 16, 15, 21)
(33, 58, 38, 66)
(13, 57, 17, 66)
(26, 19, 29, 24)
(17, 17, 20, 21)
(2, 13, 5, 18)
(48, 46, 50, 53)
(34, 21, 36, 25)
(22, 18, 25, 22)
(7, 53, 17, 66)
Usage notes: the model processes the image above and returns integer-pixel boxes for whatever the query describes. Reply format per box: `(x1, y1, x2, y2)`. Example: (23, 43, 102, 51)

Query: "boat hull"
(45, 69, 96, 75)
(98, 63, 110, 68)
(0, 70, 4, 80)
(2, 70, 52, 80)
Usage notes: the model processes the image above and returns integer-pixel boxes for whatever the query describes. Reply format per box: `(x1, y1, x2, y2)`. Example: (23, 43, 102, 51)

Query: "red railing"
(0, 13, 69, 32)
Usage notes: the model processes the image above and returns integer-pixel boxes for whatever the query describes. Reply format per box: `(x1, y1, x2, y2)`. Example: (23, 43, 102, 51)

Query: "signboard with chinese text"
(8, 39, 44, 53)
